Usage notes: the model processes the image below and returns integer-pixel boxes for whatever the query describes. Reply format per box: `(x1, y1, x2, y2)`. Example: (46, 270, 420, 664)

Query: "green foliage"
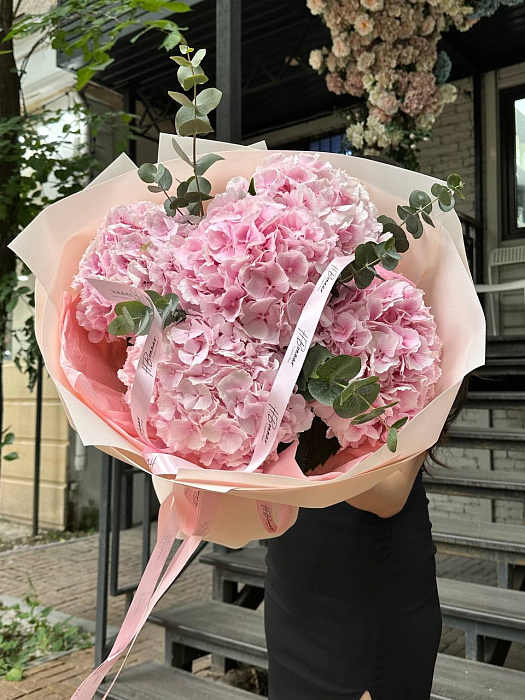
(108, 291, 185, 338)
(1, 427, 17, 462)
(296, 345, 407, 453)
(7, 0, 190, 90)
(336, 173, 465, 293)
(0, 106, 132, 386)
(0, 587, 91, 681)
(138, 45, 223, 217)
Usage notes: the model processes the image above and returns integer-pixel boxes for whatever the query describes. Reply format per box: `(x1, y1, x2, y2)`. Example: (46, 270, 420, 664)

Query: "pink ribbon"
(75, 253, 352, 698)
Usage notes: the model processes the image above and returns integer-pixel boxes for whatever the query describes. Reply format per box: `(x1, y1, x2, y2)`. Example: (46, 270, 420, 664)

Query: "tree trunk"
(0, 0, 21, 465)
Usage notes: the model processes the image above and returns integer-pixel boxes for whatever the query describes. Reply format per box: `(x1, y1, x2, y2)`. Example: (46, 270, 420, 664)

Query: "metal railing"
(458, 211, 484, 284)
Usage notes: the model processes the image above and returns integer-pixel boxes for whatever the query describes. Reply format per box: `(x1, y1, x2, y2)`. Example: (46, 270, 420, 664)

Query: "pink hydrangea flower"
(313, 270, 441, 448)
(117, 314, 313, 470)
(74, 201, 194, 342)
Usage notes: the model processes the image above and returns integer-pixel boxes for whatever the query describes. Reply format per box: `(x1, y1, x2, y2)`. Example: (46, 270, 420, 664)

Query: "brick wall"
(418, 77, 476, 217)
(415, 77, 525, 525)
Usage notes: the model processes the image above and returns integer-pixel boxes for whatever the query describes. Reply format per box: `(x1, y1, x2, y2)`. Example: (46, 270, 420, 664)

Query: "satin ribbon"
(75, 254, 352, 698)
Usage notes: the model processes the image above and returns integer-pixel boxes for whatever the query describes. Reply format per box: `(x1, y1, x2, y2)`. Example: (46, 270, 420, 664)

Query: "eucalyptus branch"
(138, 44, 223, 218)
(335, 173, 466, 293)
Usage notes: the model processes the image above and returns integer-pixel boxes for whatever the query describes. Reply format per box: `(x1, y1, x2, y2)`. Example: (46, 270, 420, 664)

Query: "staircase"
(97, 337, 525, 699)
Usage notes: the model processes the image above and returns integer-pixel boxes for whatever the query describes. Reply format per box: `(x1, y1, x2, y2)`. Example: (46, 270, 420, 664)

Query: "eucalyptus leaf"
(409, 190, 432, 211)
(156, 164, 173, 191)
(333, 390, 369, 418)
(387, 427, 398, 452)
(446, 173, 463, 190)
(164, 197, 183, 215)
(421, 211, 435, 227)
(175, 105, 194, 133)
(397, 205, 416, 221)
(3, 451, 18, 461)
(308, 377, 345, 405)
(168, 91, 194, 108)
(177, 180, 189, 198)
(171, 56, 191, 67)
(392, 416, 408, 430)
(192, 48, 206, 66)
(171, 138, 193, 167)
(354, 241, 378, 269)
(178, 116, 214, 137)
(391, 226, 409, 253)
(108, 315, 134, 336)
(177, 64, 208, 91)
(145, 290, 163, 304)
(137, 163, 157, 183)
(438, 189, 451, 207)
(308, 355, 361, 405)
(195, 153, 224, 176)
(297, 343, 332, 391)
(353, 266, 375, 289)
(438, 192, 455, 212)
(115, 301, 152, 334)
(187, 175, 212, 195)
(405, 213, 423, 238)
(315, 355, 362, 383)
(196, 87, 222, 115)
(184, 190, 213, 202)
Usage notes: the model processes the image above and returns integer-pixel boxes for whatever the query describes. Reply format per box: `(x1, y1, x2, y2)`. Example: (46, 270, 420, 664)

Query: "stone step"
(149, 600, 525, 700)
(96, 661, 255, 699)
(465, 390, 525, 409)
(432, 653, 525, 700)
(448, 427, 525, 451)
(431, 515, 525, 559)
(202, 548, 525, 639)
(439, 577, 525, 639)
(202, 514, 525, 583)
(424, 468, 525, 501)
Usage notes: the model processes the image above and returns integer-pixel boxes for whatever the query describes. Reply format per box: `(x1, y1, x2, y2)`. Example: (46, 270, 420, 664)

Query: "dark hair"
(426, 375, 470, 468)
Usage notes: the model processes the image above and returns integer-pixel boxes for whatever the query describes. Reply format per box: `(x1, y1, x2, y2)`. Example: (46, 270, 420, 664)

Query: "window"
(310, 131, 348, 155)
(500, 85, 525, 239)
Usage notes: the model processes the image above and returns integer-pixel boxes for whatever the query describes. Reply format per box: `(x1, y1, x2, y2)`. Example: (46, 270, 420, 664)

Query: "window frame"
(500, 83, 525, 240)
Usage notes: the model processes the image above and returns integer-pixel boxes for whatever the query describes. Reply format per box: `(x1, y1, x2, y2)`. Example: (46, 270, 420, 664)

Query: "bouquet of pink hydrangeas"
(72, 150, 441, 475)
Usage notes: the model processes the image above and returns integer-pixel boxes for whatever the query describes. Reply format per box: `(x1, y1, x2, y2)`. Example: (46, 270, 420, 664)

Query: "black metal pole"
(110, 460, 122, 596)
(95, 453, 112, 667)
(216, 0, 242, 143)
(32, 353, 43, 537)
(473, 71, 484, 284)
(124, 82, 137, 162)
(142, 473, 152, 572)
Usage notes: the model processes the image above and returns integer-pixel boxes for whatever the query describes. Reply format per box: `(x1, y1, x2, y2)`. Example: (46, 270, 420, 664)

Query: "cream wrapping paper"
(10, 137, 486, 547)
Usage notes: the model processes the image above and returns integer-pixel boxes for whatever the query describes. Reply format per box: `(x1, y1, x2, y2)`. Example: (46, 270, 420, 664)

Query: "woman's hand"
(346, 452, 427, 518)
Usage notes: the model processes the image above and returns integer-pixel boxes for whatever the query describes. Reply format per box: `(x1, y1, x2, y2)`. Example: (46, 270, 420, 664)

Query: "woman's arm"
(346, 452, 427, 519)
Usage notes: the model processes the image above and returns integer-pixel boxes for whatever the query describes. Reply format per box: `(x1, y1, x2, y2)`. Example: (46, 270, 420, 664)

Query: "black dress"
(264, 471, 441, 700)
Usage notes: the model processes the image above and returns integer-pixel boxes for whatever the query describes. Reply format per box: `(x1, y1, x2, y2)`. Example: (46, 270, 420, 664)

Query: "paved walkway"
(0, 526, 524, 699)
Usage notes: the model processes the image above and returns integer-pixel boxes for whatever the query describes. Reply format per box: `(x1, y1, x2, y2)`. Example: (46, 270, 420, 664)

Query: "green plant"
(138, 44, 223, 218)
(0, 0, 190, 468)
(0, 427, 17, 462)
(109, 44, 223, 336)
(0, 587, 91, 681)
(7, 0, 190, 91)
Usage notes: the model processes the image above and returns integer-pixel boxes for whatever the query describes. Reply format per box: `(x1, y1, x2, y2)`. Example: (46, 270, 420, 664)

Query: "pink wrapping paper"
(10, 137, 486, 547)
